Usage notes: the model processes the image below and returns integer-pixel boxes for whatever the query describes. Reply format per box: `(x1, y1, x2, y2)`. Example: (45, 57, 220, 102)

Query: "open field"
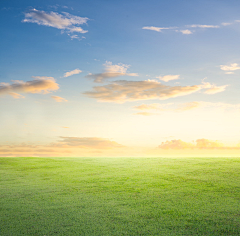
(0, 157, 240, 235)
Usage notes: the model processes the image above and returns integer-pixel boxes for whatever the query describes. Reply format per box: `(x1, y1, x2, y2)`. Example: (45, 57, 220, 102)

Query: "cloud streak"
(56, 137, 124, 149)
(143, 22, 226, 35)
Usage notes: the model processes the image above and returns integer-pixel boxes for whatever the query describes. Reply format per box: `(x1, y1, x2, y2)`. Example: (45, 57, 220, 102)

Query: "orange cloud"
(134, 112, 155, 116)
(9, 92, 25, 99)
(158, 139, 240, 149)
(0, 76, 59, 97)
(56, 136, 124, 149)
(176, 101, 201, 111)
(84, 80, 202, 103)
(51, 95, 68, 102)
(158, 140, 194, 149)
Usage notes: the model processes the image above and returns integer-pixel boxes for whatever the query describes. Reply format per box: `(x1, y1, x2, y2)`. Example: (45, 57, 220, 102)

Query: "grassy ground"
(0, 157, 240, 235)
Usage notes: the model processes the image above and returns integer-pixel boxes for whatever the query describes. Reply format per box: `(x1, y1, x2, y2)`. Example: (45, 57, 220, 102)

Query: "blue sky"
(1, 0, 240, 156)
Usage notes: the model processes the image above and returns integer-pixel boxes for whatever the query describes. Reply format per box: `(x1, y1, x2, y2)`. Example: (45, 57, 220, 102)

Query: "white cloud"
(64, 69, 82, 77)
(85, 61, 138, 83)
(220, 63, 240, 71)
(204, 85, 228, 94)
(51, 95, 68, 102)
(225, 72, 234, 74)
(142, 26, 173, 32)
(179, 29, 193, 34)
(201, 81, 228, 94)
(0, 76, 59, 97)
(22, 9, 88, 38)
(221, 22, 232, 26)
(156, 75, 180, 82)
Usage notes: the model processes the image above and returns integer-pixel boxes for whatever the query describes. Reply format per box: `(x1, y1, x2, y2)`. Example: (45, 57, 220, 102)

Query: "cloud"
(143, 22, 222, 35)
(142, 26, 173, 32)
(57, 136, 124, 149)
(225, 72, 234, 74)
(51, 95, 68, 102)
(158, 140, 194, 149)
(84, 79, 225, 103)
(134, 103, 160, 110)
(134, 103, 172, 111)
(158, 138, 239, 149)
(221, 22, 232, 26)
(64, 68, 82, 77)
(9, 92, 25, 99)
(178, 29, 193, 34)
(204, 85, 228, 94)
(134, 112, 155, 116)
(156, 75, 180, 82)
(85, 61, 138, 83)
(188, 24, 219, 28)
(177, 101, 201, 111)
(0, 76, 59, 97)
(195, 139, 223, 148)
(201, 81, 228, 94)
(220, 63, 240, 71)
(84, 80, 202, 103)
(22, 9, 88, 38)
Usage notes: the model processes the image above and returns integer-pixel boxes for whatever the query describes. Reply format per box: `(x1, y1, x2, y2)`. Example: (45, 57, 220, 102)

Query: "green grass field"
(0, 157, 240, 235)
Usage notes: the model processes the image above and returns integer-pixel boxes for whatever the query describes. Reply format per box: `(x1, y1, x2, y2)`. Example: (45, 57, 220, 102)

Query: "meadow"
(0, 157, 240, 235)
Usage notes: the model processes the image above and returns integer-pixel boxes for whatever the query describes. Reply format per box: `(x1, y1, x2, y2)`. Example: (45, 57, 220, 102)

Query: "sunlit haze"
(1, 0, 240, 157)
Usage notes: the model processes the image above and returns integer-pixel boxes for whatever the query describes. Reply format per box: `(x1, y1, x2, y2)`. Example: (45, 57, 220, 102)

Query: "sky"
(1, 0, 240, 157)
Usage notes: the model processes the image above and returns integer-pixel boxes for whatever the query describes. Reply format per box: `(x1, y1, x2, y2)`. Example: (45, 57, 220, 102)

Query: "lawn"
(0, 157, 240, 235)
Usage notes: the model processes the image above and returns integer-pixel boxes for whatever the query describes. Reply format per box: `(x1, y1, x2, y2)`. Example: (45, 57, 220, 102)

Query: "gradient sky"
(1, 0, 240, 157)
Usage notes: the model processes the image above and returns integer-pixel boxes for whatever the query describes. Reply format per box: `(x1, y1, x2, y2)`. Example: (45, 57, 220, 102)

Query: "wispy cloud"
(51, 95, 68, 102)
(85, 61, 138, 83)
(220, 63, 240, 74)
(187, 24, 219, 28)
(0, 76, 59, 97)
(156, 75, 180, 82)
(134, 112, 155, 116)
(143, 22, 222, 35)
(8, 92, 25, 99)
(134, 103, 172, 111)
(142, 26, 175, 32)
(22, 9, 88, 38)
(134, 101, 240, 113)
(176, 101, 201, 111)
(202, 81, 228, 94)
(56, 137, 124, 149)
(64, 69, 82, 77)
(221, 22, 232, 26)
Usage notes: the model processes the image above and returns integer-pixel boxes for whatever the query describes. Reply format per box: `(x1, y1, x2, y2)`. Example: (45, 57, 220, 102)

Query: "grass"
(0, 157, 240, 235)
